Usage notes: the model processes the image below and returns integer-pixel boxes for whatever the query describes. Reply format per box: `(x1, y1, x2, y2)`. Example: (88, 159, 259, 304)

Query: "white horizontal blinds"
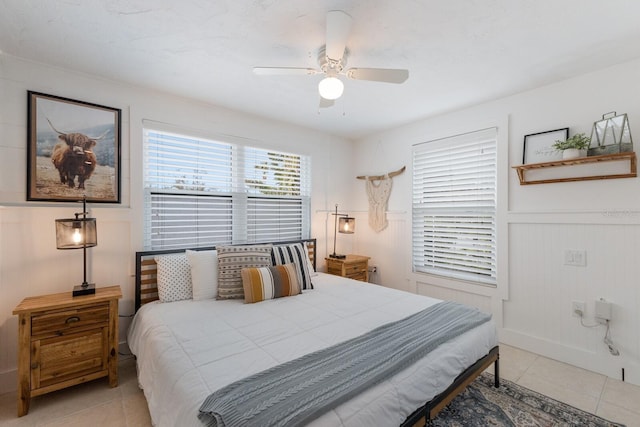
(148, 193, 233, 249)
(242, 147, 311, 243)
(144, 129, 235, 249)
(144, 130, 233, 192)
(412, 128, 497, 285)
(143, 127, 310, 250)
(243, 148, 307, 196)
(247, 198, 304, 242)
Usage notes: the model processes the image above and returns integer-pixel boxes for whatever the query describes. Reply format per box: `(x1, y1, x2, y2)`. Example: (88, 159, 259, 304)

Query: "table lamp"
(329, 204, 355, 259)
(55, 197, 98, 296)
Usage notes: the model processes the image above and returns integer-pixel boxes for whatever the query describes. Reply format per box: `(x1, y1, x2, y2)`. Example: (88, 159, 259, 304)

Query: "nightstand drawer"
(347, 272, 367, 281)
(345, 263, 366, 275)
(31, 303, 109, 339)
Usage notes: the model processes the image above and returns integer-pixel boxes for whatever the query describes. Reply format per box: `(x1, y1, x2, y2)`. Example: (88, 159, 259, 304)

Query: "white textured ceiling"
(2, 0, 640, 139)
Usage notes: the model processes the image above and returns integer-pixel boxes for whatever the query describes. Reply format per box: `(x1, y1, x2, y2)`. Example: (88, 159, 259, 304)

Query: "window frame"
(412, 127, 498, 286)
(143, 127, 311, 250)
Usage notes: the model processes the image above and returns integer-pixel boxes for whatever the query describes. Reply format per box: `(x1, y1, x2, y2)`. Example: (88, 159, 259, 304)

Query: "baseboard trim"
(1, 368, 17, 393)
(500, 328, 638, 386)
(118, 341, 135, 361)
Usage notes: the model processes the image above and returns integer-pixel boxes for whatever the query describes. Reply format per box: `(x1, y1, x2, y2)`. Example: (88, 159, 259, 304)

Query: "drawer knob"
(65, 316, 80, 324)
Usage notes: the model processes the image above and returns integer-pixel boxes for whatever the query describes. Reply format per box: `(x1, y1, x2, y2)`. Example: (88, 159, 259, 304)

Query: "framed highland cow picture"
(27, 91, 121, 203)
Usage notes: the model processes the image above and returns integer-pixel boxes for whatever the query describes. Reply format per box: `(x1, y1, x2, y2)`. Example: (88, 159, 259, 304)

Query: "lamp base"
(73, 283, 96, 297)
(329, 253, 346, 259)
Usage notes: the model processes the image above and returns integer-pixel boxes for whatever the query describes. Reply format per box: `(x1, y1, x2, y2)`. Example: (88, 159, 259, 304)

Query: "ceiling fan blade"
(253, 67, 318, 76)
(325, 10, 352, 60)
(346, 68, 409, 84)
(319, 97, 335, 109)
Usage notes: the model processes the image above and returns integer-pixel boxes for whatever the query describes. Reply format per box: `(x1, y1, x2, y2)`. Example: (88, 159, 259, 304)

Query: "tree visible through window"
(245, 151, 302, 196)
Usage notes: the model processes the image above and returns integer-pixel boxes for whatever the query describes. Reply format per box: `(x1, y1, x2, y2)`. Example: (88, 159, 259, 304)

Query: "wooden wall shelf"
(513, 152, 637, 185)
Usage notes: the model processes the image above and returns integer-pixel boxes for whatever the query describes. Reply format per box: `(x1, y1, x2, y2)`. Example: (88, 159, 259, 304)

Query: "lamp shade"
(338, 216, 355, 234)
(318, 77, 344, 100)
(55, 218, 97, 249)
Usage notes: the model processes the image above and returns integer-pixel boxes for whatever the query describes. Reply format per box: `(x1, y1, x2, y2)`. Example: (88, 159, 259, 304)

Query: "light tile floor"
(0, 355, 150, 427)
(496, 344, 640, 427)
(0, 344, 638, 426)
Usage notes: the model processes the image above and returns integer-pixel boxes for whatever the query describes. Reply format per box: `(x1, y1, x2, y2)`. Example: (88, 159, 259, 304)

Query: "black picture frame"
(522, 128, 569, 164)
(27, 91, 121, 203)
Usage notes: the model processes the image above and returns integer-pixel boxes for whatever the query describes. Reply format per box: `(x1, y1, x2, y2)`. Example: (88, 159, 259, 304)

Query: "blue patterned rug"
(430, 373, 625, 426)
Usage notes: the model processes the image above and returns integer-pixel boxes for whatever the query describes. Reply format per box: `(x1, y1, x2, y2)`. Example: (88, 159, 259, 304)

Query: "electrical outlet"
(572, 300, 585, 317)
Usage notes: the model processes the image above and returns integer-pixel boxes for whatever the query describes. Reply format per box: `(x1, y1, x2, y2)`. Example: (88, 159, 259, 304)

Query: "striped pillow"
(272, 243, 313, 290)
(217, 244, 273, 300)
(241, 263, 301, 303)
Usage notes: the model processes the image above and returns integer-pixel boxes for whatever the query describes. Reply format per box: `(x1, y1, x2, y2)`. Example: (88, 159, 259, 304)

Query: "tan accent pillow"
(241, 263, 301, 304)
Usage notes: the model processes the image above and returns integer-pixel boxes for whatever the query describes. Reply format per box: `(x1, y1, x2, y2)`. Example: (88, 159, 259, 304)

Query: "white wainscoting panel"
(416, 281, 493, 314)
(504, 222, 640, 383)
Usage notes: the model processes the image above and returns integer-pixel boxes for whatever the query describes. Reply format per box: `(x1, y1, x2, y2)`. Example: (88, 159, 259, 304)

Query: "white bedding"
(128, 273, 497, 427)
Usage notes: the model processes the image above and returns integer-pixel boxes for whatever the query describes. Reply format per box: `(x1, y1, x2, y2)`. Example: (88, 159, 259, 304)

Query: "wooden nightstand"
(325, 255, 370, 282)
(12, 285, 122, 417)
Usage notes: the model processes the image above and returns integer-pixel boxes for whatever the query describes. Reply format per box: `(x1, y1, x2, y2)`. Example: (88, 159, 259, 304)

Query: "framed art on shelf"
(522, 128, 568, 164)
(27, 91, 121, 203)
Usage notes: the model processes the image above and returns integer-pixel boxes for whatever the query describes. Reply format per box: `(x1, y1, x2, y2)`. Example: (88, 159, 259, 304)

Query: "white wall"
(0, 54, 353, 392)
(353, 58, 640, 386)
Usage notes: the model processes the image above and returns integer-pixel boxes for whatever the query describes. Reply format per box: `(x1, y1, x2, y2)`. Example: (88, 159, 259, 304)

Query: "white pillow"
(155, 253, 192, 303)
(186, 249, 218, 300)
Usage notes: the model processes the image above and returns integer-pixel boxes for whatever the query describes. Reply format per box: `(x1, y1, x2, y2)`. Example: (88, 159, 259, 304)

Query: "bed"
(129, 239, 499, 427)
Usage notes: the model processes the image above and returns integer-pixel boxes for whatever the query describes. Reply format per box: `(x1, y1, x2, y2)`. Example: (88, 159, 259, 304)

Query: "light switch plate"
(564, 250, 586, 267)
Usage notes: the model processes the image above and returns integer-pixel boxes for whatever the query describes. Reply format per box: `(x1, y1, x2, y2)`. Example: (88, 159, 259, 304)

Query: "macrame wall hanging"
(356, 166, 405, 232)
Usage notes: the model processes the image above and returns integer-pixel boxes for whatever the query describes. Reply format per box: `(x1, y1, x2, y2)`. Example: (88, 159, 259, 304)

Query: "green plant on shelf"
(552, 133, 591, 151)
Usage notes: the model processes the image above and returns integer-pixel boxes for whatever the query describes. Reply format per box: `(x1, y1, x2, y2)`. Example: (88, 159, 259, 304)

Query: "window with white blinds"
(143, 128, 311, 250)
(412, 128, 497, 285)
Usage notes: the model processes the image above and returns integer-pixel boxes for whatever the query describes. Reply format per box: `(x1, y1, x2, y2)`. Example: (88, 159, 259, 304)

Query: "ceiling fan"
(253, 10, 409, 108)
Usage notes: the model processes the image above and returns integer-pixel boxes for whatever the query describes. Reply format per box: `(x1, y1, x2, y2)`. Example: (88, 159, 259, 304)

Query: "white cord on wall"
(603, 320, 620, 356)
(574, 308, 620, 356)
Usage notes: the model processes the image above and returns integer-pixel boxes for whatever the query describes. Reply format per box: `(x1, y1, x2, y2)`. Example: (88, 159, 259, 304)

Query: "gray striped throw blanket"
(199, 301, 491, 427)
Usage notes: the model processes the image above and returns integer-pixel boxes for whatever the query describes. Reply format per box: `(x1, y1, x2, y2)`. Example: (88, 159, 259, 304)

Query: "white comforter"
(128, 273, 497, 427)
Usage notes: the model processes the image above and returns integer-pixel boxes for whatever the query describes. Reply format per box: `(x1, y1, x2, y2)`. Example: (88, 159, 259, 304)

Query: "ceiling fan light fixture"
(318, 76, 344, 100)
